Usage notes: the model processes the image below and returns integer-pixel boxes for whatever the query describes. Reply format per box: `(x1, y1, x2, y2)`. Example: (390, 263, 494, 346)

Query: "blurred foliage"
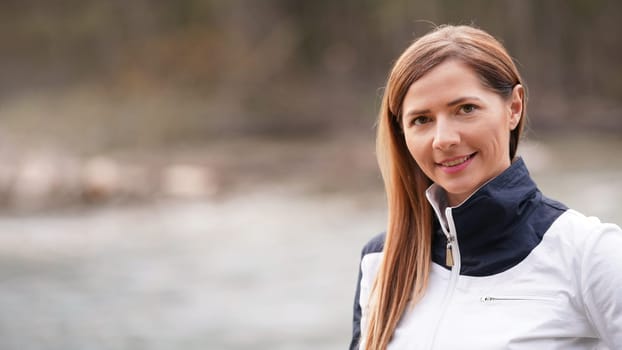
(0, 0, 621, 150)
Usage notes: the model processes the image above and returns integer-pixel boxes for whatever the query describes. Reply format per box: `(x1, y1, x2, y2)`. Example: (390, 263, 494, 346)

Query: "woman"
(350, 25, 622, 350)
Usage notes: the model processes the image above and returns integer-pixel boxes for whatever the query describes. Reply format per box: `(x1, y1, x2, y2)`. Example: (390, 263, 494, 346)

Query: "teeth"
(442, 156, 469, 167)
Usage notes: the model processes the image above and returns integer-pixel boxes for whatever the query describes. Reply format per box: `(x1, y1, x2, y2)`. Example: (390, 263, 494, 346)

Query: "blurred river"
(0, 135, 620, 350)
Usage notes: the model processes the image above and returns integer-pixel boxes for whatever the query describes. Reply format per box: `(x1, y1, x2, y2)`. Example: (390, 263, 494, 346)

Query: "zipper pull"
(446, 240, 454, 267)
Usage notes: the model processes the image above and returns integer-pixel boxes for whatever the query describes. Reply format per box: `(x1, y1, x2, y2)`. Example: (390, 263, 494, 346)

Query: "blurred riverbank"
(0, 133, 621, 349)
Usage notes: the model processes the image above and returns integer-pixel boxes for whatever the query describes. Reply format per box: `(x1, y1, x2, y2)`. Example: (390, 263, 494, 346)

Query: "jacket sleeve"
(349, 233, 386, 350)
(580, 222, 622, 348)
(349, 248, 364, 350)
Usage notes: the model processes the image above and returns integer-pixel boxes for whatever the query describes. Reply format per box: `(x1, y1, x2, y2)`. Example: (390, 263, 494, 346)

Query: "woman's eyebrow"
(404, 108, 430, 118)
(446, 96, 482, 107)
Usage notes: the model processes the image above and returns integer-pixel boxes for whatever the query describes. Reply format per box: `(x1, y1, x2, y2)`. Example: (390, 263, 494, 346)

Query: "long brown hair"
(364, 25, 526, 349)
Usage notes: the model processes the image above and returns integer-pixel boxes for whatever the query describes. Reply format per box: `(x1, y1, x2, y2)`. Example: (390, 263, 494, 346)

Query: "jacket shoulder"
(540, 194, 568, 212)
(361, 232, 385, 256)
(349, 232, 385, 350)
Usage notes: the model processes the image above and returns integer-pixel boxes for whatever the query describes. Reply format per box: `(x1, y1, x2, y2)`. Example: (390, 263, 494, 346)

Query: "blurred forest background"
(1, 0, 621, 210)
(2, 0, 622, 146)
(0, 1, 621, 350)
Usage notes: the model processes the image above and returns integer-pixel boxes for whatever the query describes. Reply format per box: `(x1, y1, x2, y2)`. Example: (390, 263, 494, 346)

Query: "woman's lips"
(437, 153, 476, 174)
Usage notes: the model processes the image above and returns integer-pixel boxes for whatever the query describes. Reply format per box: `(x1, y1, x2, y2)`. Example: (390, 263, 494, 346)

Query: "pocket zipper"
(480, 296, 555, 303)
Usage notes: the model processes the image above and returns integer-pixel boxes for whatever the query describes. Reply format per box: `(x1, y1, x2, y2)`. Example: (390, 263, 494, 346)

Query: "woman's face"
(401, 59, 523, 206)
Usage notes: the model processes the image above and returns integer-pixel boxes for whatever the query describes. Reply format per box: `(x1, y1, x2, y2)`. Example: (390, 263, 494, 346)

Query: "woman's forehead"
(402, 60, 487, 113)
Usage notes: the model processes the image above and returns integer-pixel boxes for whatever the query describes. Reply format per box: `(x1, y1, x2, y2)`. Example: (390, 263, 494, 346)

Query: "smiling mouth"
(438, 153, 476, 167)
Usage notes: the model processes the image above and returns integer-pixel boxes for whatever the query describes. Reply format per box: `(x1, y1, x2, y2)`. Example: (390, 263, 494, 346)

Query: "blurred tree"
(0, 0, 620, 150)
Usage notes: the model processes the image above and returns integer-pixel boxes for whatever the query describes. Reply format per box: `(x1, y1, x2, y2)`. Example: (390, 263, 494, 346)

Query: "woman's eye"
(460, 104, 477, 114)
(411, 116, 431, 126)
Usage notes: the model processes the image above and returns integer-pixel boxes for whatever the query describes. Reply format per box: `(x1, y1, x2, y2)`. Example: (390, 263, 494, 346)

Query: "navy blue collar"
(426, 158, 567, 276)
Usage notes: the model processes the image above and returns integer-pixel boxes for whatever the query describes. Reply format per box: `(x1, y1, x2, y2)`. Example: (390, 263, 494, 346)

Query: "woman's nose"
(432, 119, 460, 150)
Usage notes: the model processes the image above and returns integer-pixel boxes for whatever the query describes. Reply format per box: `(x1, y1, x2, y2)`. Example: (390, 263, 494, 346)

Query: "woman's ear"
(509, 84, 524, 130)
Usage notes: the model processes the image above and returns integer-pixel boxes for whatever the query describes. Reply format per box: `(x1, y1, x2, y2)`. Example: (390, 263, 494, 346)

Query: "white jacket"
(350, 159, 622, 349)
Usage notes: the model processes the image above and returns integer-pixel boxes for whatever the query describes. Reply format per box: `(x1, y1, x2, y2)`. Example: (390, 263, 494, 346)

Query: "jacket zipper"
(427, 207, 460, 349)
(445, 236, 455, 267)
